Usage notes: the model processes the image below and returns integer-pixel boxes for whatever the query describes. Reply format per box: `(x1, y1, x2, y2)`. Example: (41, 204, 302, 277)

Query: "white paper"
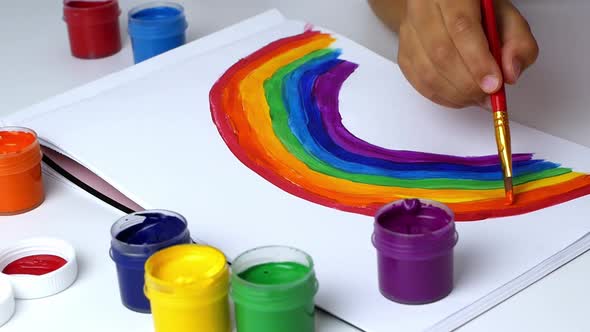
(4, 10, 590, 332)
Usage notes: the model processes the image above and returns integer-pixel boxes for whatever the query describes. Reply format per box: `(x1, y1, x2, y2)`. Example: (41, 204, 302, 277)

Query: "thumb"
(496, 2, 539, 84)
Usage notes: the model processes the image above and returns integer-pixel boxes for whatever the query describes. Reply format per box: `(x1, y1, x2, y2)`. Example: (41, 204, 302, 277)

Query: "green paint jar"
(231, 246, 319, 332)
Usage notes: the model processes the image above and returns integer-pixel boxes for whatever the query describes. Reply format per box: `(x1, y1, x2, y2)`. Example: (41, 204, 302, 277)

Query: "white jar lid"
(0, 275, 14, 327)
(0, 237, 78, 299)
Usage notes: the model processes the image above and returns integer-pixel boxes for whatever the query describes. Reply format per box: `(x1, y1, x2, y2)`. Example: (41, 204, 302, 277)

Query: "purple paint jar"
(373, 199, 458, 304)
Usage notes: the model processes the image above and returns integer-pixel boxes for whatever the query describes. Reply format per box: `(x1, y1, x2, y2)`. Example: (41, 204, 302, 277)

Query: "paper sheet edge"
(427, 233, 590, 331)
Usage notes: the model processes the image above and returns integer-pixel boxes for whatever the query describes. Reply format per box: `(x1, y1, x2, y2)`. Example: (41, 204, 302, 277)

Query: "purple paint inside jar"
(373, 199, 458, 304)
(378, 199, 451, 235)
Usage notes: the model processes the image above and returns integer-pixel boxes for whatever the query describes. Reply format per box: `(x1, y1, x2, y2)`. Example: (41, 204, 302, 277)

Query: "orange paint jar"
(0, 127, 44, 215)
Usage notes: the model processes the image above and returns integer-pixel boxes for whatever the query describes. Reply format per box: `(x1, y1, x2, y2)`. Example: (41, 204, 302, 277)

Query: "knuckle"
(417, 67, 439, 89)
(429, 41, 454, 66)
(526, 38, 540, 61)
(449, 13, 476, 36)
(518, 37, 539, 63)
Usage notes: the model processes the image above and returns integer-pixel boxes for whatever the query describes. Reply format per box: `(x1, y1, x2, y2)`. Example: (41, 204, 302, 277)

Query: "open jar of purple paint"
(373, 198, 458, 304)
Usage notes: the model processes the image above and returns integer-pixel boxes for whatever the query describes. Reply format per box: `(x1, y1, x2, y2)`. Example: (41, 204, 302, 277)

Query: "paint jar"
(63, 0, 122, 59)
(127, 2, 188, 63)
(0, 237, 78, 299)
(373, 198, 458, 304)
(231, 246, 319, 332)
(145, 244, 231, 332)
(0, 127, 44, 215)
(110, 210, 191, 313)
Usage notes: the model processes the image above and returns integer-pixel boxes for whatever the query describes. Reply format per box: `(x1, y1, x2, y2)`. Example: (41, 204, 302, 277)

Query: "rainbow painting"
(209, 30, 590, 221)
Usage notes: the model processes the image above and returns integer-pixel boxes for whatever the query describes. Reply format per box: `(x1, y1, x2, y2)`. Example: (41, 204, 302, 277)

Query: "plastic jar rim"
(374, 198, 456, 240)
(110, 209, 189, 257)
(144, 280, 229, 304)
(63, 0, 120, 26)
(144, 244, 229, 297)
(231, 245, 316, 292)
(128, 1, 185, 23)
(0, 127, 40, 158)
(127, 2, 187, 39)
(63, 0, 119, 11)
(0, 127, 43, 176)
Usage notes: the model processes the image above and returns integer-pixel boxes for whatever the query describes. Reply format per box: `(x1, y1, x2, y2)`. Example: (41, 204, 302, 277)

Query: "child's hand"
(371, 0, 539, 108)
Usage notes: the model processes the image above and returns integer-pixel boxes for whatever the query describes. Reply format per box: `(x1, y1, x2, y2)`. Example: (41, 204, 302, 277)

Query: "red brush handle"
(481, 0, 507, 112)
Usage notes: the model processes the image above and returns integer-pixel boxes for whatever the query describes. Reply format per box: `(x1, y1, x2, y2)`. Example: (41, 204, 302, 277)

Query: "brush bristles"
(504, 177, 514, 205)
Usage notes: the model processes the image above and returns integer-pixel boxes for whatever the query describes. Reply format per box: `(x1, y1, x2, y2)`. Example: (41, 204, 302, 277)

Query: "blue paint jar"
(110, 210, 191, 313)
(127, 2, 188, 63)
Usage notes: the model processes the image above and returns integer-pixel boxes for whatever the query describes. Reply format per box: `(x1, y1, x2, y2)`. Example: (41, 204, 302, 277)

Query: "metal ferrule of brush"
(493, 111, 513, 178)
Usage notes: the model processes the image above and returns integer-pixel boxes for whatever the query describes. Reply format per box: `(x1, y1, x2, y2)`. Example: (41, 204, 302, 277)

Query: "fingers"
(399, 59, 463, 109)
(439, 0, 503, 93)
(405, 0, 501, 106)
(496, 1, 539, 84)
(406, 1, 482, 104)
(396, 0, 539, 109)
(397, 23, 466, 108)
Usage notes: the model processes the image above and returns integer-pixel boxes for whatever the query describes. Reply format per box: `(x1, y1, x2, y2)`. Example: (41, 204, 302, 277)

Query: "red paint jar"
(0, 127, 44, 215)
(63, 0, 122, 59)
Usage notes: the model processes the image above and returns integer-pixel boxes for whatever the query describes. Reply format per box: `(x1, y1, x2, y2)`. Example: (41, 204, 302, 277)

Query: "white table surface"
(0, 1, 588, 331)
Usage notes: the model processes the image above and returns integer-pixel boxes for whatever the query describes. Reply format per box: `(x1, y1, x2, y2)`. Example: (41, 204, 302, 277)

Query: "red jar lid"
(0, 238, 78, 300)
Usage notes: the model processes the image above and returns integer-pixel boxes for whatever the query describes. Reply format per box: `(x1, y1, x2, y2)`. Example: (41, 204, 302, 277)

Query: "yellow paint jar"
(144, 244, 231, 332)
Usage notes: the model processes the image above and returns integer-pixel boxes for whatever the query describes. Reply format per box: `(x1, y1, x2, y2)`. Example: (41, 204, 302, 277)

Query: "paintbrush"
(481, 0, 514, 204)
